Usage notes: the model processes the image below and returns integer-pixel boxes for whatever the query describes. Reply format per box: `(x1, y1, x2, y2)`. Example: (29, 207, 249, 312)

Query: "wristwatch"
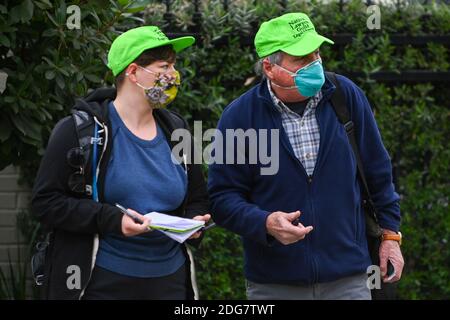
(381, 231, 402, 246)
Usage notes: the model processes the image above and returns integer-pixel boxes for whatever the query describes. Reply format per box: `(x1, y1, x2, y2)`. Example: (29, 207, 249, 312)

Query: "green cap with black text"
(254, 12, 334, 58)
(107, 26, 195, 76)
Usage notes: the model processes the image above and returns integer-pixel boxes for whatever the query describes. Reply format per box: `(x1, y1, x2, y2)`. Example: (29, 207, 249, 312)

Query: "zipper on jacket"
(307, 174, 319, 284)
(79, 120, 108, 299)
(304, 95, 328, 181)
(288, 147, 316, 285)
(299, 96, 327, 283)
(310, 197, 319, 284)
(300, 97, 329, 284)
(306, 94, 335, 284)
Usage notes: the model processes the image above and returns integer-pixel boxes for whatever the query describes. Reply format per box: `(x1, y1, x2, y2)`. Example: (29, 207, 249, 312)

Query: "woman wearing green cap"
(31, 26, 210, 300)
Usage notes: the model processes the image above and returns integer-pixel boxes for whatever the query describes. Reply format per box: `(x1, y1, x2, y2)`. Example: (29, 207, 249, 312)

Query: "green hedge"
(1, 0, 448, 299)
(147, 0, 450, 300)
(0, 0, 143, 181)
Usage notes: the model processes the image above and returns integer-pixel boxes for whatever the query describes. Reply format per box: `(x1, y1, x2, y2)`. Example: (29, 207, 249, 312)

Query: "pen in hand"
(116, 203, 144, 225)
(201, 222, 216, 232)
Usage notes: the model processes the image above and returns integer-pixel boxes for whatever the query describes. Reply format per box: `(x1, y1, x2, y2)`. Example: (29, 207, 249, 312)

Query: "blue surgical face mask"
(272, 59, 325, 97)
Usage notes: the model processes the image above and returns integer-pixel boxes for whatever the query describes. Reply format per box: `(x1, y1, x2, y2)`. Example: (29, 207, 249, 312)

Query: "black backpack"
(31, 110, 102, 286)
(70, 109, 104, 199)
(326, 72, 397, 300)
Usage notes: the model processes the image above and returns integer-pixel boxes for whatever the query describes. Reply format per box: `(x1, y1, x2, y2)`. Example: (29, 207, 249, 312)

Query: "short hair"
(115, 45, 176, 90)
(254, 51, 283, 79)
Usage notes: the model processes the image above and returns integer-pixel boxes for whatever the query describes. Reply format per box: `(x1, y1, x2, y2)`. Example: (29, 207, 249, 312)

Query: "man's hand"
(266, 210, 313, 245)
(188, 213, 211, 240)
(379, 229, 404, 283)
(121, 209, 151, 237)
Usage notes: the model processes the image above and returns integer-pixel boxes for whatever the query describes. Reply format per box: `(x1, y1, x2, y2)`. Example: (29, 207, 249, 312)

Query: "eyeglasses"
(138, 65, 177, 79)
(66, 147, 87, 194)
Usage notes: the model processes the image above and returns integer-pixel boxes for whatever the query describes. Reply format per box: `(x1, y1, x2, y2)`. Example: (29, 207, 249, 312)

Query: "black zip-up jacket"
(31, 87, 209, 299)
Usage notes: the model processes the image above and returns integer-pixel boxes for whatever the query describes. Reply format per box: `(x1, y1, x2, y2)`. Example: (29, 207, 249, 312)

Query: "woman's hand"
(188, 214, 211, 240)
(121, 209, 151, 237)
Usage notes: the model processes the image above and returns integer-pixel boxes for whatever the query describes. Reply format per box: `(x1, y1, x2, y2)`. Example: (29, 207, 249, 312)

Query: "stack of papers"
(144, 211, 205, 243)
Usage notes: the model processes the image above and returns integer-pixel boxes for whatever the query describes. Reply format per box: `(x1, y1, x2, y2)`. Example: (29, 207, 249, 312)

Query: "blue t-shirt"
(95, 102, 188, 278)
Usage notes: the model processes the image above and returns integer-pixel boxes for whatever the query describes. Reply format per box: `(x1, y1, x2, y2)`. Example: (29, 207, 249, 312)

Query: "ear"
(125, 63, 139, 82)
(262, 58, 275, 80)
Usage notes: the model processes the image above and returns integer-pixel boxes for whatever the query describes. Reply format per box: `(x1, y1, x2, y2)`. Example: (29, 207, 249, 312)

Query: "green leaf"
(40, 108, 53, 121)
(75, 73, 83, 82)
(24, 100, 37, 111)
(48, 103, 63, 111)
(10, 115, 27, 136)
(4, 96, 15, 103)
(73, 39, 80, 50)
(0, 34, 10, 47)
(9, 5, 22, 24)
(42, 56, 57, 68)
(45, 11, 59, 27)
(42, 29, 58, 37)
(57, 67, 69, 77)
(55, 74, 65, 89)
(20, 134, 41, 146)
(21, 0, 35, 23)
(124, 0, 151, 13)
(56, 1, 67, 25)
(0, 119, 12, 142)
(34, 0, 53, 10)
(125, 5, 147, 14)
(11, 102, 19, 114)
(85, 74, 102, 83)
(11, 114, 41, 140)
(89, 10, 101, 27)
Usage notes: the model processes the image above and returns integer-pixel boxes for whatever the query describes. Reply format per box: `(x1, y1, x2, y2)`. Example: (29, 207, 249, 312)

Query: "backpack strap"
(71, 110, 102, 198)
(326, 72, 381, 230)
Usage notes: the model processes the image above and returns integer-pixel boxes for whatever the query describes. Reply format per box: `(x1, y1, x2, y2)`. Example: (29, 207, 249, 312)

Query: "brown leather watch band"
(381, 232, 402, 245)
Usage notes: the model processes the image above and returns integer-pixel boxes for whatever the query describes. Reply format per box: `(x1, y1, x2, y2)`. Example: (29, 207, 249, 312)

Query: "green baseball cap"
(107, 26, 195, 76)
(254, 12, 334, 58)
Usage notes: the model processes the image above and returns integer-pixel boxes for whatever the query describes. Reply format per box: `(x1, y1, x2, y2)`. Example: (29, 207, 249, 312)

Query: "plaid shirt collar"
(266, 80, 322, 114)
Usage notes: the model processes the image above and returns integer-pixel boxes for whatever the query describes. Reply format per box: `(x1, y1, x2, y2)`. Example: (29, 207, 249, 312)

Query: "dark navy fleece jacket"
(207, 75, 401, 284)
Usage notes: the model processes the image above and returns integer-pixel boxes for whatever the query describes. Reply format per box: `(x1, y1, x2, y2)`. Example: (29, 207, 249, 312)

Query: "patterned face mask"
(135, 66, 180, 109)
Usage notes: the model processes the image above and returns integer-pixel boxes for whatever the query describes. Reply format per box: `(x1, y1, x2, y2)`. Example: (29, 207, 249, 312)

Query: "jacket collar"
(72, 87, 116, 123)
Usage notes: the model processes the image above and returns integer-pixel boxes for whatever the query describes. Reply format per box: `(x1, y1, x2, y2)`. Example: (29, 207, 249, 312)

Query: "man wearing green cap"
(208, 13, 404, 300)
(31, 26, 210, 299)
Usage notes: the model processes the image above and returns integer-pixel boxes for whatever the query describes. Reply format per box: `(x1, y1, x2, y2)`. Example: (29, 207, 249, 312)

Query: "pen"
(200, 222, 216, 232)
(115, 203, 144, 225)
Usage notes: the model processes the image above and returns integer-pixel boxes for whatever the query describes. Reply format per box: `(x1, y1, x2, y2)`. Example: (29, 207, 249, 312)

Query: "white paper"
(144, 211, 205, 243)
(158, 228, 201, 243)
